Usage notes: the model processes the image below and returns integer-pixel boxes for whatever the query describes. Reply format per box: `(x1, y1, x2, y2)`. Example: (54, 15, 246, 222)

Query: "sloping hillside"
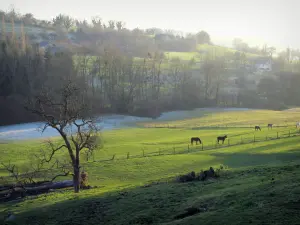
(1, 22, 262, 62)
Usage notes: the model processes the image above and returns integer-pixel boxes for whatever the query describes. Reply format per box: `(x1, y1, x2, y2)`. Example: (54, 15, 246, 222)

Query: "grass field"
(164, 51, 201, 62)
(141, 109, 300, 128)
(163, 44, 261, 63)
(1, 109, 300, 224)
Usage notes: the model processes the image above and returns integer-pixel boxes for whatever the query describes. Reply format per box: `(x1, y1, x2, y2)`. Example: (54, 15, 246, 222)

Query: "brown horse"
(217, 135, 227, 144)
(191, 137, 202, 145)
(255, 126, 261, 131)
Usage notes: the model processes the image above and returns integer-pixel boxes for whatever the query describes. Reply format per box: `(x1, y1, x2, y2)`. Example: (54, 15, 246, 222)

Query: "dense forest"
(1, 9, 300, 126)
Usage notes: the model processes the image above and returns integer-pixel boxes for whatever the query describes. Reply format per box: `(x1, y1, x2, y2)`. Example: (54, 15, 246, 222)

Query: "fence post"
(277, 132, 279, 139)
(188, 145, 190, 152)
(112, 154, 116, 160)
(127, 152, 130, 159)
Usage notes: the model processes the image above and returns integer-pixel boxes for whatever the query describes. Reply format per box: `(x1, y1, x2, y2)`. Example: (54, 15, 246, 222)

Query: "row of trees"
(0, 37, 207, 125)
(2, 34, 300, 126)
(0, 8, 210, 40)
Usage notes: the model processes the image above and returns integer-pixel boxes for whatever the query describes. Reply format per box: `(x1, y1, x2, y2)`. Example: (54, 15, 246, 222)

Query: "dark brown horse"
(217, 135, 227, 144)
(191, 137, 202, 145)
(255, 126, 261, 131)
(267, 124, 273, 129)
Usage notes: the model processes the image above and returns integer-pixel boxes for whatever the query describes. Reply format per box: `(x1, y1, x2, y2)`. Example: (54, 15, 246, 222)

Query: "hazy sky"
(0, 0, 298, 50)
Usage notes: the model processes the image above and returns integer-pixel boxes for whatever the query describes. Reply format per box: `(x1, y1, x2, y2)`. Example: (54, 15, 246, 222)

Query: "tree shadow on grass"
(210, 149, 300, 169)
(6, 163, 300, 225)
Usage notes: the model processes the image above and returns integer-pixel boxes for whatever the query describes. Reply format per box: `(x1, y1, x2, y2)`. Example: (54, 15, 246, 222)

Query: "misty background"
(0, 0, 298, 50)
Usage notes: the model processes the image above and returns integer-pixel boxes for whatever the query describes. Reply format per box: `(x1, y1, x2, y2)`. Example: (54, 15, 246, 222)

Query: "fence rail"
(89, 128, 300, 163)
(143, 124, 291, 129)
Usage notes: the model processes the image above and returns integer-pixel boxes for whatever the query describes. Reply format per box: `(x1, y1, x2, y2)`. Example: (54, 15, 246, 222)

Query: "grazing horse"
(191, 137, 202, 145)
(217, 135, 227, 144)
(267, 124, 273, 129)
(255, 126, 261, 131)
(296, 122, 300, 128)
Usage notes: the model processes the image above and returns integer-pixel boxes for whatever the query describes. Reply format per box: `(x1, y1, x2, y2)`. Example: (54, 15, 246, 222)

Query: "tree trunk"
(215, 83, 219, 105)
(73, 165, 80, 193)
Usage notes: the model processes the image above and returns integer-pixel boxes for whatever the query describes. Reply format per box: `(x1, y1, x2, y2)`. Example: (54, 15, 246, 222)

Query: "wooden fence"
(89, 129, 300, 163)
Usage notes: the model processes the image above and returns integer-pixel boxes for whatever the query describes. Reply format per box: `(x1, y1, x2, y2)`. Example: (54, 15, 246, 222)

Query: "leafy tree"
(22, 13, 35, 25)
(196, 31, 211, 44)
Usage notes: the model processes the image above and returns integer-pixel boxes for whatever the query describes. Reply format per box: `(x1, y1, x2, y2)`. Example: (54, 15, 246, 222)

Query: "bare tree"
(91, 16, 102, 29)
(108, 20, 115, 29)
(63, 15, 74, 31)
(202, 59, 214, 101)
(116, 21, 125, 31)
(25, 76, 101, 193)
(52, 14, 74, 31)
(267, 46, 276, 59)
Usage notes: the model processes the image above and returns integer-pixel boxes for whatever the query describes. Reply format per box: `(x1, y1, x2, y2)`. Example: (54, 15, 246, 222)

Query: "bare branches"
(50, 162, 71, 182)
(36, 140, 67, 164)
(1, 161, 19, 182)
(24, 76, 101, 192)
(0, 161, 38, 190)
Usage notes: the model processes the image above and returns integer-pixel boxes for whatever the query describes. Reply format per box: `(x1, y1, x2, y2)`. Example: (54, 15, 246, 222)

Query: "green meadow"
(1, 109, 300, 224)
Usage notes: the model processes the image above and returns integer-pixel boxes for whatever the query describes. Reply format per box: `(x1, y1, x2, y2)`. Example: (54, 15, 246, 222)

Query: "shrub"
(176, 171, 196, 183)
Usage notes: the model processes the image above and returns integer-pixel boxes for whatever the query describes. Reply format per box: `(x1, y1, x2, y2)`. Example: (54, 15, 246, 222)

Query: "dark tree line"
(0, 36, 214, 126)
